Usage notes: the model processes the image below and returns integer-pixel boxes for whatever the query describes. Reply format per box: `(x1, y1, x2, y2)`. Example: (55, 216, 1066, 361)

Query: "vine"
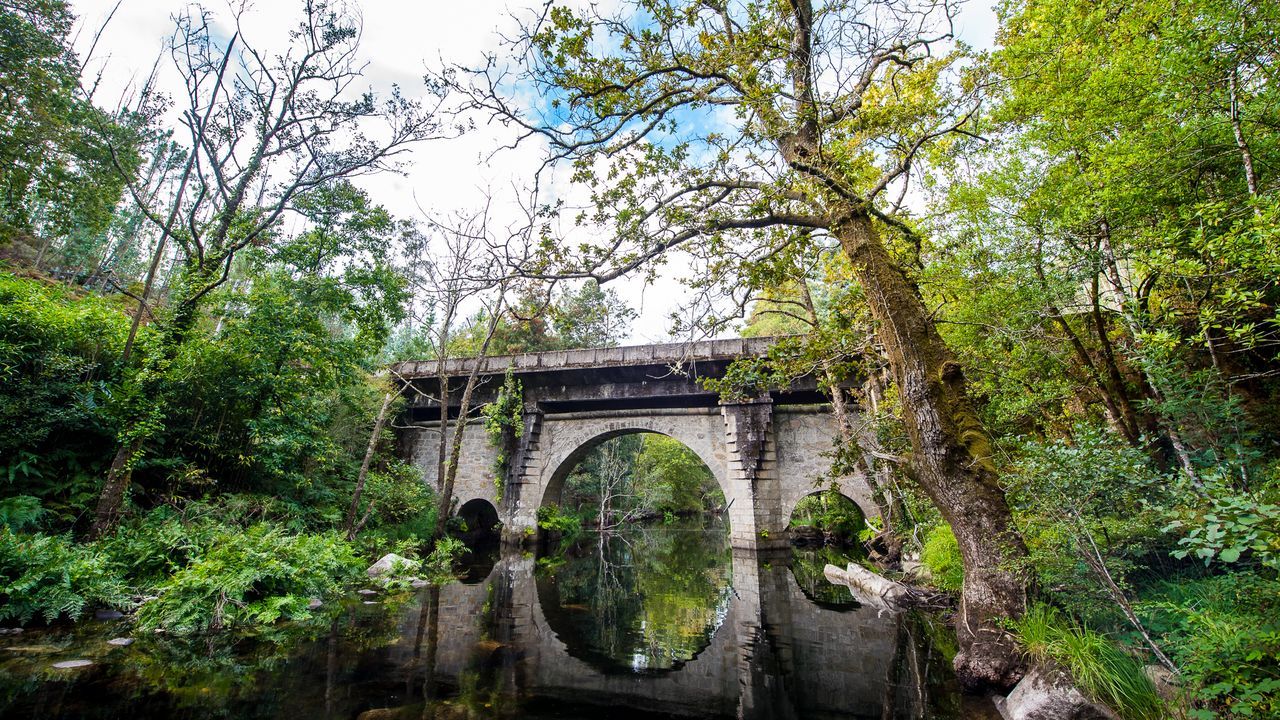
(482, 369, 523, 500)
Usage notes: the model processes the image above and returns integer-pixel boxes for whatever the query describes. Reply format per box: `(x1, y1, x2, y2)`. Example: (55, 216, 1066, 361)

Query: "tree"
(632, 434, 718, 515)
(552, 280, 637, 348)
(938, 0, 1278, 469)
(456, 0, 1029, 688)
(0, 0, 142, 264)
(89, 0, 445, 537)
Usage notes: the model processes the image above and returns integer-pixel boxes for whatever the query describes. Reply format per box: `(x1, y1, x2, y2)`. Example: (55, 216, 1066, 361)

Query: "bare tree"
(400, 205, 518, 542)
(90, 0, 448, 537)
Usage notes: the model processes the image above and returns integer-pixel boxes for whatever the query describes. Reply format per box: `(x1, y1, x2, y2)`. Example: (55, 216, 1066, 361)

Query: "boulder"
(367, 553, 419, 579)
(995, 666, 1119, 720)
(824, 563, 910, 609)
(52, 659, 93, 669)
(106, 637, 134, 647)
(1143, 664, 1181, 702)
(307, 598, 324, 610)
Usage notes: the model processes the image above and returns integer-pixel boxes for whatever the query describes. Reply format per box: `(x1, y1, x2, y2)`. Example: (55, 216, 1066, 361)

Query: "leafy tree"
(456, 0, 1032, 687)
(0, 1, 142, 263)
(632, 434, 719, 515)
(552, 280, 637, 348)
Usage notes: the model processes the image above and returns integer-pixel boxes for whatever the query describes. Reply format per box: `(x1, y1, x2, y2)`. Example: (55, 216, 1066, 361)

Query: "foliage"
(1015, 605, 1165, 720)
(632, 434, 719, 515)
(422, 536, 467, 582)
(0, 495, 44, 531)
(1167, 479, 1280, 572)
(536, 503, 583, 540)
(788, 488, 864, 543)
(136, 523, 361, 634)
(0, 271, 130, 519)
(1004, 425, 1170, 617)
(0, 0, 143, 258)
(1140, 574, 1280, 718)
(483, 369, 523, 496)
(921, 525, 964, 593)
(0, 528, 129, 624)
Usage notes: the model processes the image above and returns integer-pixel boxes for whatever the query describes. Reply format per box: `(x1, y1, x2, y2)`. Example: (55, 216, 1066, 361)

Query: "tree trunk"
(88, 437, 142, 539)
(346, 391, 395, 539)
(836, 210, 1030, 692)
(89, 291, 204, 537)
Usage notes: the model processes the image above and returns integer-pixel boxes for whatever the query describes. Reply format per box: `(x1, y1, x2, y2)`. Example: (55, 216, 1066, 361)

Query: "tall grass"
(1015, 605, 1166, 720)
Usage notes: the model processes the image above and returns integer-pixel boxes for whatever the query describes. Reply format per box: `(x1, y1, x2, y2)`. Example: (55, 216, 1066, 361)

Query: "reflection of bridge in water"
(382, 549, 948, 720)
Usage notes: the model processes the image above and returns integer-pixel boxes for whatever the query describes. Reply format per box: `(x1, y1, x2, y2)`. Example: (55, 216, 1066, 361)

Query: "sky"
(67, 0, 999, 344)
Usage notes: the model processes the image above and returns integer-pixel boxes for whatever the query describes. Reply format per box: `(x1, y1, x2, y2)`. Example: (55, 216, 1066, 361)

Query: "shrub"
(537, 503, 582, 538)
(921, 524, 964, 592)
(1141, 573, 1280, 718)
(136, 523, 361, 633)
(422, 536, 466, 581)
(1015, 605, 1165, 720)
(0, 528, 129, 624)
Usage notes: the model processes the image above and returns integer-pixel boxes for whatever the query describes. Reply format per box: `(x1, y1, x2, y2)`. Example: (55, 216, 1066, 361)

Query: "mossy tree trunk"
(835, 209, 1030, 691)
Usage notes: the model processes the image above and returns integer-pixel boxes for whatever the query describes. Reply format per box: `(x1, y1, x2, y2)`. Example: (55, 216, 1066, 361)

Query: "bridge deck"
(391, 336, 786, 379)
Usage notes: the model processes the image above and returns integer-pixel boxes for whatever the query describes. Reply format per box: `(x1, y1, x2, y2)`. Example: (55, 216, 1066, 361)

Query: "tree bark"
(433, 307, 503, 540)
(346, 391, 395, 539)
(835, 210, 1030, 691)
(88, 437, 142, 538)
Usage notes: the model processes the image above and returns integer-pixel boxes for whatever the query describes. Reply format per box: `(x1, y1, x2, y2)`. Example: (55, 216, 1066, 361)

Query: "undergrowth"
(1015, 605, 1166, 720)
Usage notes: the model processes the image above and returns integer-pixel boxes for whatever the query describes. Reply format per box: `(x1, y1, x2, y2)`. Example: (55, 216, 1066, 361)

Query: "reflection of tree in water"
(539, 518, 733, 673)
(788, 545, 866, 608)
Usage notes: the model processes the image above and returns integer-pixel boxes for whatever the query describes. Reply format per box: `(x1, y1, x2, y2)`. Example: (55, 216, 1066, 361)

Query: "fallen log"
(824, 563, 912, 609)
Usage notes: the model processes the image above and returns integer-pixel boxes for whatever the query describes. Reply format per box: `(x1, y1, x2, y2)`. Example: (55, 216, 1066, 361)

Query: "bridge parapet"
(390, 336, 789, 380)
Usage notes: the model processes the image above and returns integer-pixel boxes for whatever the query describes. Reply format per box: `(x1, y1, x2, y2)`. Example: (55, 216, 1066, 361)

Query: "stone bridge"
(393, 338, 874, 548)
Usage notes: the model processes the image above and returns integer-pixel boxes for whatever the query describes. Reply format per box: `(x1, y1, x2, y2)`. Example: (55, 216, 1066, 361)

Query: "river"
(0, 518, 993, 718)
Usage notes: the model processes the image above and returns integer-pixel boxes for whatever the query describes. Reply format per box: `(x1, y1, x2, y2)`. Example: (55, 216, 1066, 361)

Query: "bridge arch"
(537, 416, 729, 515)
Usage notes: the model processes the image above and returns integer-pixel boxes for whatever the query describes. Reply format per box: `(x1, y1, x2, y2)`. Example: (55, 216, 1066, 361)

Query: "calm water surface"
(0, 518, 993, 719)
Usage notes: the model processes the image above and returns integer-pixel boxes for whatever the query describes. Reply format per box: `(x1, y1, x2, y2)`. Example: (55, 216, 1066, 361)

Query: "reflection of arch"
(537, 419, 728, 513)
(458, 498, 500, 534)
(533, 526, 734, 676)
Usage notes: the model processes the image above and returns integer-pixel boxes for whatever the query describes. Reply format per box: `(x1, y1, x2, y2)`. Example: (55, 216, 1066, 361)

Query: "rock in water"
(52, 660, 93, 669)
(94, 609, 124, 620)
(367, 553, 419, 579)
(106, 638, 134, 647)
(995, 666, 1120, 720)
(357, 589, 378, 596)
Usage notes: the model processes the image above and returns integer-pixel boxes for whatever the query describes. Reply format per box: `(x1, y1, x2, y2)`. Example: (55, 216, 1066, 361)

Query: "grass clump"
(921, 524, 964, 592)
(1015, 604, 1166, 720)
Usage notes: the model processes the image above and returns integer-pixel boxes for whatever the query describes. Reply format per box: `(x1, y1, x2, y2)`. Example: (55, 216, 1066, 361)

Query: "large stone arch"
(510, 408, 772, 545)
(534, 412, 730, 512)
